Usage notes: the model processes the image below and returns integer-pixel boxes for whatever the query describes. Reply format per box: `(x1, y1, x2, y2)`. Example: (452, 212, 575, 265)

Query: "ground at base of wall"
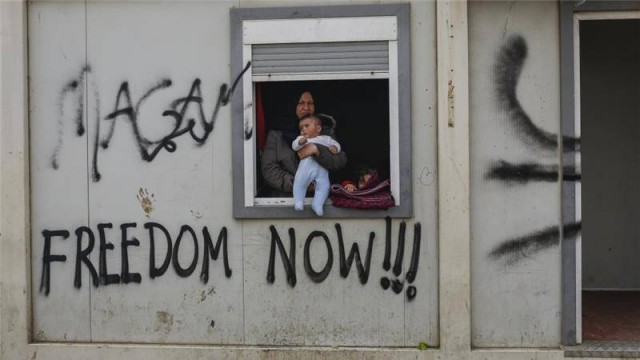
(564, 340, 640, 358)
(582, 291, 640, 341)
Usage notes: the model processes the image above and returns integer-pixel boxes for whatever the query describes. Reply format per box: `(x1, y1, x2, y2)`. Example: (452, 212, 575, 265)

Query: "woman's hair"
(294, 83, 320, 104)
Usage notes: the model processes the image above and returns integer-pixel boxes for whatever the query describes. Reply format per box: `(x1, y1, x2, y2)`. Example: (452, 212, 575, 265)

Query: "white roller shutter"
(251, 41, 389, 76)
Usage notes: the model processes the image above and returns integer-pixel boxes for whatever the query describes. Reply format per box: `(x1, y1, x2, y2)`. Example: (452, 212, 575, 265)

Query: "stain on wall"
(137, 188, 155, 217)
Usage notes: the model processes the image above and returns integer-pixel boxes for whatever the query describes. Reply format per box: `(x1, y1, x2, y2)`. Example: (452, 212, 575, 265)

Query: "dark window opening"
(255, 79, 390, 198)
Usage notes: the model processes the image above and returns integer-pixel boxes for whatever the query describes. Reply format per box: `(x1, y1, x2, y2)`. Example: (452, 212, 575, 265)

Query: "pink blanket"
(330, 172, 395, 210)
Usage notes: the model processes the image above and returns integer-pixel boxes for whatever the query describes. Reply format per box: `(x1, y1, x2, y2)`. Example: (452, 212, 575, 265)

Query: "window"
(231, 4, 411, 218)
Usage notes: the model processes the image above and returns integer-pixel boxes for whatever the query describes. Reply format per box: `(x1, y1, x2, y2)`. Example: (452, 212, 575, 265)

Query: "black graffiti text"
(39, 222, 231, 295)
(267, 223, 376, 287)
(267, 218, 422, 300)
(53, 62, 251, 182)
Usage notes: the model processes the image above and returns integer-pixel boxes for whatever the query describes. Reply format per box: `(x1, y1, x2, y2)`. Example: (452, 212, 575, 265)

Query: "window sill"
(233, 203, 411, 219)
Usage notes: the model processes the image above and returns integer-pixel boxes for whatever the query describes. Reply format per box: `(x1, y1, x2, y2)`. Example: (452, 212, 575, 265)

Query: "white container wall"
(28, 0, 439, 347)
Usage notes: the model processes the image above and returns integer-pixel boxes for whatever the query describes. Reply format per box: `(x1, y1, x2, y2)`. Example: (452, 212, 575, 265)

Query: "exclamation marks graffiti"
(380, 217, 421, 301)
(383, 216, 392, 271)
(406, 223, 421, 300)
(391, 221, 406, 294)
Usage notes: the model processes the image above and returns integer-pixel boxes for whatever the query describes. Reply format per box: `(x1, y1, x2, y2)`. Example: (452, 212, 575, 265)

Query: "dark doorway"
(580, 18, 640, 342)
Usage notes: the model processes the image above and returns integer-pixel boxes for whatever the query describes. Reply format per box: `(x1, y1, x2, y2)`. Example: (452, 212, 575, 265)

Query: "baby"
(292, 114, 341, 216)
(341, 168, 375, 192)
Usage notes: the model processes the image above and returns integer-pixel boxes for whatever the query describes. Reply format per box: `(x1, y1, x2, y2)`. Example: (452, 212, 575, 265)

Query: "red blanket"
(330, 172, 395, 210)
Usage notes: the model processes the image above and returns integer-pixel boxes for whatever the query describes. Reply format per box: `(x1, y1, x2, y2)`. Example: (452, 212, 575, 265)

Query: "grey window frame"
(231, 3, 412, 219)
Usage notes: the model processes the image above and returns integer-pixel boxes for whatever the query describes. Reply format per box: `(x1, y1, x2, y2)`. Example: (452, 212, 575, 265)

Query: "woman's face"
(296, 92, 315, 119)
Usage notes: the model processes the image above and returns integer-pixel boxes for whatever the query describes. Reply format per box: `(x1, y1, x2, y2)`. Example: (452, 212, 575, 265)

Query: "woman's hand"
(296, 143, 319, 159)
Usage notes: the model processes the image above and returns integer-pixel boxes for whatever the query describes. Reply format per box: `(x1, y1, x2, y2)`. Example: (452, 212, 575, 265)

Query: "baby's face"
(357, 173, 373, 188)
(299, 118, 321, 138)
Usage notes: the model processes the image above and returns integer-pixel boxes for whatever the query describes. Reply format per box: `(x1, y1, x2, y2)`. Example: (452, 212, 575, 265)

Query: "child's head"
(356, 167, 376, 189)
(298, 114, 322, 138)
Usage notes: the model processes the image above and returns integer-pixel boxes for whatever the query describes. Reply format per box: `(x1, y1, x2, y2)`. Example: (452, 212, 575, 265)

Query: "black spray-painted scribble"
(40, 222, 231, 295)
(487, 34, 583, 266)
(486, 161, 582, 183)
(493, 34, 580, 152)
(51, 65, 92, 170)
(53, 62, 251, 182)
(489, 222, 581, 266)
(267, 218, 421, 300)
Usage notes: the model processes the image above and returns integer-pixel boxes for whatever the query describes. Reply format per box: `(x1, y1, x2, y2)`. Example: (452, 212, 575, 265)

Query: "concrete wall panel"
(469, 1, 562, 347)
(29, 1, 92, 342)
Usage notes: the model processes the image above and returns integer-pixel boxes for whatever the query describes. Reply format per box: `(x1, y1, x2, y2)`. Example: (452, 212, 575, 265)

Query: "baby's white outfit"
(292, 135, 341, 216)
